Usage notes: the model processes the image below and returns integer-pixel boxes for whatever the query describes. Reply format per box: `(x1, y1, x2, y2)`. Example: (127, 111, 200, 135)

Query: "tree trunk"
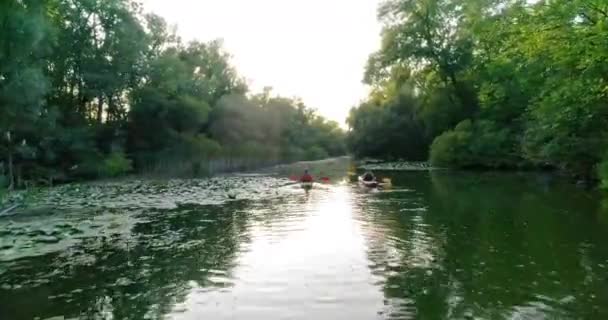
(78, 83, 88, 115)
(7, 148, 13, 190)
(15, 164, 21, 189)
(97, 95, 104, 123)
(108, 95, 115, 122)
(5, 131, 13, 190)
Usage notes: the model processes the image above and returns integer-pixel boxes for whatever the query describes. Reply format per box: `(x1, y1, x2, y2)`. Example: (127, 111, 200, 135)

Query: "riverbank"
(355, 159, 438, 171)
(352, 158, 607, 190)
(0, 156, 351, 216)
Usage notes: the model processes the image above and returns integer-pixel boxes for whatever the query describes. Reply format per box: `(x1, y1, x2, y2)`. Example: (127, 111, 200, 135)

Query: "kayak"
(300, 182, 314, 190)
(358, 176, 379, 188)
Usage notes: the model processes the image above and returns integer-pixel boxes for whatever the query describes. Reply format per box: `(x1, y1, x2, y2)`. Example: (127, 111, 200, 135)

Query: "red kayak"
(300, 182, 314, 190)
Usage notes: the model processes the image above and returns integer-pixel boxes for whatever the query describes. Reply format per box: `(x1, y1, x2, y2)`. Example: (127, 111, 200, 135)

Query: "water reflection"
(169, 186, 385, 320)
(354, 183, 447, 319)
(356, 171, 608, 319)
(1, 167, 608, 319)
(0, 201, 251, 320)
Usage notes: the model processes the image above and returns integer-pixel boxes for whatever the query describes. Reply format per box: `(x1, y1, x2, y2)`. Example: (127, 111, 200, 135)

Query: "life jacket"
(301, 174, 313, 182)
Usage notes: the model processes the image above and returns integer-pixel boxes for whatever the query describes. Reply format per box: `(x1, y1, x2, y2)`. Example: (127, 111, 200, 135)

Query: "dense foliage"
(0, 0, 345, 189)
(348, 0, 608, 183)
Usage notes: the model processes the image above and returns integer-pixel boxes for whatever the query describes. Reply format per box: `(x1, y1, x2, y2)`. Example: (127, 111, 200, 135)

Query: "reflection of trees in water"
(0, 201, 252, 320)
(358, 171, 608, 319)
(426, 172, 608, 318)
(354, 186, 451, 319)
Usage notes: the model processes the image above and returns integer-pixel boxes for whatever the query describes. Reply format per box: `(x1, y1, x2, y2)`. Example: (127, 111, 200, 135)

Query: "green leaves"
(101, 152, 132, 177)
(353, 0, 608, 182)
(0, 0, 346, 186)
(598, 154, 608, 190)
(348, 83, 430, 161)
(208, 93, 345, 162)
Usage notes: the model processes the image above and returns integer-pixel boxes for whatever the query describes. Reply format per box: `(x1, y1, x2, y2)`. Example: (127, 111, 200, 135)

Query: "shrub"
(284, 147, 305, 162)
(430, 119, 524, 168)
(305, 146, 329, 161)
(73, 152, 105, 179)
(430, 120, 472, 167)
(0, 175, 6, 189)
(598, 156, 608, 190)
(101, 152, 133, 178)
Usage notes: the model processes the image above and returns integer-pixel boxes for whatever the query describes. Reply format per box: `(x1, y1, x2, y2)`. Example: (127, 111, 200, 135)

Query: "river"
(1, 158, 607, 319)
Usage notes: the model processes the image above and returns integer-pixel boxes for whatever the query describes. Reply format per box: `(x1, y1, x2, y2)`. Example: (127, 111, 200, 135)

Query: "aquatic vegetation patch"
(0, 175, 310, 262)
(358, 161, 438, 171)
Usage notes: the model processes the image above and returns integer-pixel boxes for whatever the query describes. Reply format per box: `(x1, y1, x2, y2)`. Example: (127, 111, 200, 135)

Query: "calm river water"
(1, 159, 607, 319)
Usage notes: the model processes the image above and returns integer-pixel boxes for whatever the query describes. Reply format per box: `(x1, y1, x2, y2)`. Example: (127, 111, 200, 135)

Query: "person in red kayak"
(301, 169, 313, 182)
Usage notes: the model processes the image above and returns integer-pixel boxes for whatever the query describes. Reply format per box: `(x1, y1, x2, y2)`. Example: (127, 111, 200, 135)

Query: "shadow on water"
(356, 170, 608, 319)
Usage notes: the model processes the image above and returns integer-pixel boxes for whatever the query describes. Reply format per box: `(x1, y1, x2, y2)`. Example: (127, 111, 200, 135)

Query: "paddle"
(289, 175, 330, 183)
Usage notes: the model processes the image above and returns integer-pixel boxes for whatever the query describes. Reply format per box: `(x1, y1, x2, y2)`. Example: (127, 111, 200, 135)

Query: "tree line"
(347, 0, 608, 185)
(0, 0, 345, 189)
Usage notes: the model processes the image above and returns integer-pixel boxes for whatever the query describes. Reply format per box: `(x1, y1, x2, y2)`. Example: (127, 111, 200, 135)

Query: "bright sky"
(143, 0, 382, 125)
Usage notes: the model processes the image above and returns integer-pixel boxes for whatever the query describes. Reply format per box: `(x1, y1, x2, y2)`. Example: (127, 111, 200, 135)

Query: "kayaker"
(301, 169, 313, 183)
(362, 171, 376, 182)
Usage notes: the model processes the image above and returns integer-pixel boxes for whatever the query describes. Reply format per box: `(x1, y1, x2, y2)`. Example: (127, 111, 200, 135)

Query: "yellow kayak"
(358, 176, 379, 188)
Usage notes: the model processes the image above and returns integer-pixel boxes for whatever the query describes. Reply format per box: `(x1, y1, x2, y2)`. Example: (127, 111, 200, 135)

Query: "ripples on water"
(1, 164, 608, 320)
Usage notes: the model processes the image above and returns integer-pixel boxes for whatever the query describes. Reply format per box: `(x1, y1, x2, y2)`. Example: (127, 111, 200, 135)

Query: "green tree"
(0, 0, 53, 188)
(1, 0, 346, 187)
(351, 0, 608, 184)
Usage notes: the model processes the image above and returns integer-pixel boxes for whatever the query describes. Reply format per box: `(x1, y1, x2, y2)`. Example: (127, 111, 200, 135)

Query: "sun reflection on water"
(169, 185, 385, 320)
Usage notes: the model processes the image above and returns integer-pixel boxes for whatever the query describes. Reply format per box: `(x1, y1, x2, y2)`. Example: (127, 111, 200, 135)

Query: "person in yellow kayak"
(362, 171, 376, 182)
